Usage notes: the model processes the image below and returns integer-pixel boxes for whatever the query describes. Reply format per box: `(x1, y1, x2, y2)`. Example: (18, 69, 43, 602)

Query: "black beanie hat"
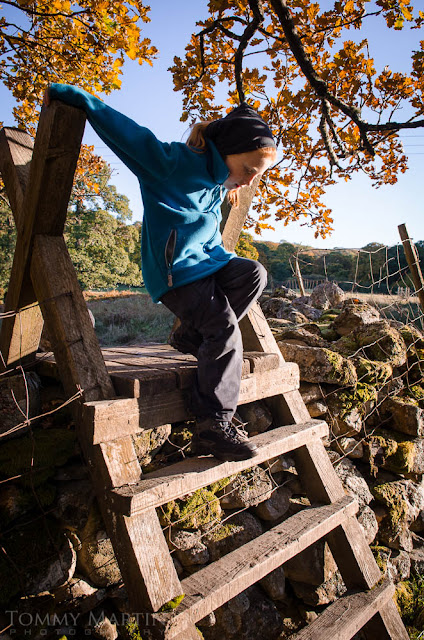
(204, 102, 276, 157)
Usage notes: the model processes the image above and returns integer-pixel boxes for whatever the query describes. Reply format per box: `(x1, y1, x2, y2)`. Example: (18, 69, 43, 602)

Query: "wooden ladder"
(0, 103, 408, 640)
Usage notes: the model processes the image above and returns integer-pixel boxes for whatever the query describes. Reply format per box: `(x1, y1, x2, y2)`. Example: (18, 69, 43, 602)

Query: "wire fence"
(1, 238, 424, 636)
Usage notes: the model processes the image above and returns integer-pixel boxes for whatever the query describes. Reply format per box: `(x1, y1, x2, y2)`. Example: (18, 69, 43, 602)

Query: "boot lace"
(218, 418, 249, 443)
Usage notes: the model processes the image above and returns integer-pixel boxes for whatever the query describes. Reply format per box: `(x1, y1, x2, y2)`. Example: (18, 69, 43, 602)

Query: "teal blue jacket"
(49, 84, 234, 302)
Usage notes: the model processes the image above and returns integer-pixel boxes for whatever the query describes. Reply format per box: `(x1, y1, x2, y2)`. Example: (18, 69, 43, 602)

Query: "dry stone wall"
(1, 282, 424, 639)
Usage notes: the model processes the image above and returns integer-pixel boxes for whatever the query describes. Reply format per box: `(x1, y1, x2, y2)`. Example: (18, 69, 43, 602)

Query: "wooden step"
(291, 576, 400, 640)
(108, 419, 329, 515)
(153, 496, 358, 639)
(81, 361, 300, 444)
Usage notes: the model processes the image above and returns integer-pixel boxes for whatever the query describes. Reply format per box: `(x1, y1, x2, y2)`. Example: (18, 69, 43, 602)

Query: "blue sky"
(1, 0, 423, 248)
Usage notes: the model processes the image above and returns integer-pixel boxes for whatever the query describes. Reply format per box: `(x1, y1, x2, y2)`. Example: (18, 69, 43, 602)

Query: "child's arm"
(48, 83, 177, 182)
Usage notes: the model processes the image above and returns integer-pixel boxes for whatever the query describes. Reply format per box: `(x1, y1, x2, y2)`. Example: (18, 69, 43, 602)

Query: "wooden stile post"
(398, 223, 424, 317)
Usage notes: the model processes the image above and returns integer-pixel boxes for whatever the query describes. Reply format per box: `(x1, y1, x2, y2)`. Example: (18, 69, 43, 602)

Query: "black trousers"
(160, 257, 267, 422)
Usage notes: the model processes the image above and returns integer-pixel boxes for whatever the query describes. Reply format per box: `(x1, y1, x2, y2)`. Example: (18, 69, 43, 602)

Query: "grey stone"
(334, 436, 364, 459)
(253, 486, 292, 521)
(53, 576, 97, 602)
(334, 320, 407, 367)
(384, 397, 424, 437)
(284, 540, 337, 586)
(132, 424, 172, 465)
(89, 613, 118, 640)
(374, 547, 411, 583)
(278, 342, 357, 387)
(291, 298, 322, 321)
(357, 505, 379, 544)
(204, 586, 283, 640)
(236, 401, 273, 435)
(273, 286, 298, 300)
(274, 326, 328, 348)
(169, 530, 210, 567)
(307, 400, 328, 417)
(373, 478, 424, 552)
(290, 570, 346, 606)
(29, 534, 77, 595)
(197, 612, 216, 628)
(332, 298, 381, 336)
(330, 454, 373, 507)
(309, 282, 344, 310)
(204, 512, 263, 562)
(77, 507, 121, 587)
(299, 382, 327, 404)
(409, 548, 424, 576)
(219, 467, 273, 509)
(259, 565, 286, 600)
(54, 478, 94, 532)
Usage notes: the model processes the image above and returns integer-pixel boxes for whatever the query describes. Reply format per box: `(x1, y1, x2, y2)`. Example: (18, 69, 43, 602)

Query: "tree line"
(253, 238, 424, 293)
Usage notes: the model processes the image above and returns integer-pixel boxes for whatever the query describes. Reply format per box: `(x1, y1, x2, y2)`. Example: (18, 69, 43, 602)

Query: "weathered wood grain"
(0, 103, 86, 368)
(361, 597, 410, 640)
(107, 420, 329, 515)
(31, 235, 115, 402)
(81, 362, 300, 442)
(0, 127, 33, 226)
(154, 496, 358, 639)
(240, 302, 285, 360)
(76, 423, 184, 615)
(294, 439, 382, 590)
(291, 577, 396, 639)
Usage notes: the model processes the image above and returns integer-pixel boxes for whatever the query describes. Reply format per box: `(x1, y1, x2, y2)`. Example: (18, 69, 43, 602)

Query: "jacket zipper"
(205, 212, 219, 249)
(164, 229, 177, 287)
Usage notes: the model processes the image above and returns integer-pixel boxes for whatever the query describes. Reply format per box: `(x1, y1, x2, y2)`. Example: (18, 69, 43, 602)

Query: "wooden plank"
(0, 127, 33, 227)
(107, 420, 329, 515)
(0, 103, 86, 368)
(240, 302, 285, 360)
(220, 177, 261, 252)
(31, 235, 115, 402)
(85, 363, 300, 443)
(294, 439, 382, 590)
(399, 223, 424, 316)
(76, 422, 184, 615)
(291, 577, 396, 640)
(361, 598, 410, 640)
(244, 351, 281, 373)
(153, 496, 358, 639)
(107, 364, 178, 398)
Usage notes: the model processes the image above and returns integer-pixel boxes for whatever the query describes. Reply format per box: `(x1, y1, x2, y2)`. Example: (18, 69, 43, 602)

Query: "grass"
(86, 291, 174, 346)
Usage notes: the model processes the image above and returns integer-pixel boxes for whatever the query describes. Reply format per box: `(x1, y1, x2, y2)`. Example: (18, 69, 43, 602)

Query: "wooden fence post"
(398, 223, 424, 317)
(294, 254, 306, 296)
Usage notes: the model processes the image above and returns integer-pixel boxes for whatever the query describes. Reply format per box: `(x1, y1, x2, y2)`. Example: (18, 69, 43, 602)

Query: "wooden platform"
(37, 343, 300, 435)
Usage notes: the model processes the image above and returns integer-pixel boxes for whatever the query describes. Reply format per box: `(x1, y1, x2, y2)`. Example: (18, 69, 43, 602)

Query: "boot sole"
(192, 439, 258, 462)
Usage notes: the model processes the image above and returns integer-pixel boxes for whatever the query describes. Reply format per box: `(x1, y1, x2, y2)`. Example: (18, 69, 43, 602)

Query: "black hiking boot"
(192, 417, 258, 462)
(168, 325, 202, 358)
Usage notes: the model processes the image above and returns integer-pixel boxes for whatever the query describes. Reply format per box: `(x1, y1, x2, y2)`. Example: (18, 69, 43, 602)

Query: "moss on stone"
(208, 475, 235, 495)
(337, 383, 378, 419)
(325, 349, 357, 385)
(396, 581, 415, 619)
(370, 545, 389, 573)
(372, 482, 409, 533)
(355, 357, 393, 385)
(160, 487, 221, 530)
(390, 442, 415, 474)
(366, 429, 417, 475)
(159, 593, 185, 612)
(207, 522, 240, 543)
(123, 618, 143, 640)
(410, 385, 424, 402)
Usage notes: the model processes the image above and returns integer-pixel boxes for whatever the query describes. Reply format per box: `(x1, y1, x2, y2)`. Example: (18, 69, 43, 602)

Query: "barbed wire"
(1, 237, 424, 628)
